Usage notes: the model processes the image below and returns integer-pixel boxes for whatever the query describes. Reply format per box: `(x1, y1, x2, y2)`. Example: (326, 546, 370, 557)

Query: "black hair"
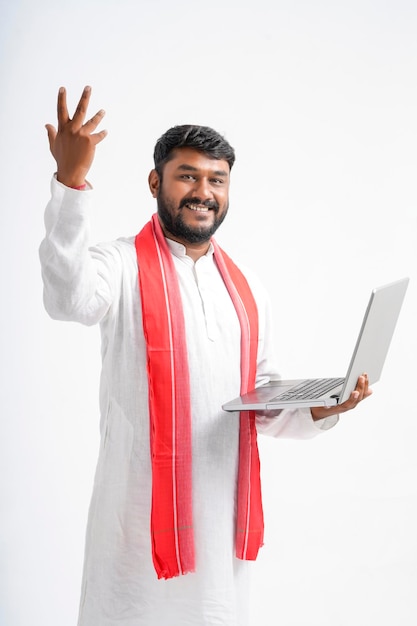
(153, 124, 235, 176)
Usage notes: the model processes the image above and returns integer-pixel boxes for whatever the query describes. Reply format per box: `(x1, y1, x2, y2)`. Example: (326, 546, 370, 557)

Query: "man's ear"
(148, 169, 160, 198)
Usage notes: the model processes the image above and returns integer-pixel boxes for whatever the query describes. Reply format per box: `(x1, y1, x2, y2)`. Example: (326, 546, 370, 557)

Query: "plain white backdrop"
(1, 0, 416, 624)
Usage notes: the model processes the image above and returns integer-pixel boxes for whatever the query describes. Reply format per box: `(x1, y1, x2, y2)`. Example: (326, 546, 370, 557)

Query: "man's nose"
(193, 177, 212, 199)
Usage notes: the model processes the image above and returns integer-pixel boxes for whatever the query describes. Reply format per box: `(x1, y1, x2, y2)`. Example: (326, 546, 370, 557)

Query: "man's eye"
(211, 178, 224, 185)
(180, 174, 195, 181)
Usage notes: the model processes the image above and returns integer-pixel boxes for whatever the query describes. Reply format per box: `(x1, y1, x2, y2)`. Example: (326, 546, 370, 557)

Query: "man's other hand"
(311, 373, 372, 421)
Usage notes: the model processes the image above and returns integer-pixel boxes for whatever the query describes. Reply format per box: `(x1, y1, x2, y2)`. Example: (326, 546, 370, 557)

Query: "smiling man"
(39, 86, 371, 626)
(151, 144, 231, 254)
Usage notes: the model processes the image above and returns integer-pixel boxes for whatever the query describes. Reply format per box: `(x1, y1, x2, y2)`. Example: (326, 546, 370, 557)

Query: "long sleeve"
(39, 177, 116, 326)
(256, 407, 338, 438)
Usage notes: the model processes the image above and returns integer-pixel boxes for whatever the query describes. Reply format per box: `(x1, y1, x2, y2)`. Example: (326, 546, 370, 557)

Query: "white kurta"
(39, 177, 336, 626)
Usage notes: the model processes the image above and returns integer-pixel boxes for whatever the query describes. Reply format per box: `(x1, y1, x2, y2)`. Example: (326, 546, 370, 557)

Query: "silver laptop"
(222, 277, 409, 411)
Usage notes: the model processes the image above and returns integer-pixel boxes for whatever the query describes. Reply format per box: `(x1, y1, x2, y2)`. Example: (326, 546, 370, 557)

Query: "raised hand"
(45, 86, 107, 188)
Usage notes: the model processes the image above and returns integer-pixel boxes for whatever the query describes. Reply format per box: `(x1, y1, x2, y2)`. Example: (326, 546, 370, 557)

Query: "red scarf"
(135, 214, 263, 579)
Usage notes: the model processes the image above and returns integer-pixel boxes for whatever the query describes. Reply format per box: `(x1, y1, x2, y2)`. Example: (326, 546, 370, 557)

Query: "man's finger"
(91, 129, 108, 145)
(57, 87, 69, 130)
(83, 109, 106, 133)
(72, 85, 92, 129)
(45, 124, 57, 152)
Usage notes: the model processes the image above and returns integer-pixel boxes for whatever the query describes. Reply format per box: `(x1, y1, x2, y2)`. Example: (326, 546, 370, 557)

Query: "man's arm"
(256, 374, 372, 440)
(40, 86, 116, 325)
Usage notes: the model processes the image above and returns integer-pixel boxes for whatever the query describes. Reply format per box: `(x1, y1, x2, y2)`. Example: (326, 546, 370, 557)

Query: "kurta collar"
(165, 237, 215, 261)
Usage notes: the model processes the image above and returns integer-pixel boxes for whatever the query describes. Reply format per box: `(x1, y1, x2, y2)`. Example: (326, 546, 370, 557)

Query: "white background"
(1, 0, 416, 624)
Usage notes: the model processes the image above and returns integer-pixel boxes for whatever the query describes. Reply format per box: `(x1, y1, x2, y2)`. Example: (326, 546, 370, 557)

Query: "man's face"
(149, 147, 230, 245)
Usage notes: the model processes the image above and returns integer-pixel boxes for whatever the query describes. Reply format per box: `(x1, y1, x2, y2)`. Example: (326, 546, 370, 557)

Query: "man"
(40, 86, 371, 626)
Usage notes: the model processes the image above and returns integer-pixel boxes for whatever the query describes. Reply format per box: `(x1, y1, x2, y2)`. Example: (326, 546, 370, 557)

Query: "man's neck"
(163, 232, 211, 262)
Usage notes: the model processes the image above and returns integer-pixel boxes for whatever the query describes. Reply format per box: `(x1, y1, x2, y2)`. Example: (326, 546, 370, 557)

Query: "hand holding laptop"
(223, 278, 409, 417)
(257, 373, 372, 420)
(310, 372, 372, 421)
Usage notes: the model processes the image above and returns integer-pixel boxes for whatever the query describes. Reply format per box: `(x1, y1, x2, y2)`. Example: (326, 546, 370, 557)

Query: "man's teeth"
(186, 203, 209, 212)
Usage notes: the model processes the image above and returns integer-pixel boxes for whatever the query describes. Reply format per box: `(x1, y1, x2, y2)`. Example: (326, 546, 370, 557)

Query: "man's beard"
(157, 189, 228, 244)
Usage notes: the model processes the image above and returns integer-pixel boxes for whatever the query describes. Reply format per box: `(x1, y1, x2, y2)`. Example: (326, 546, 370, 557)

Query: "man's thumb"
(45, 124, 57, 152)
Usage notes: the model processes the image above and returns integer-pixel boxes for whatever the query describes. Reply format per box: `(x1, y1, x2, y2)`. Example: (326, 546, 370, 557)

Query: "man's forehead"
(168, 147, 230, 174)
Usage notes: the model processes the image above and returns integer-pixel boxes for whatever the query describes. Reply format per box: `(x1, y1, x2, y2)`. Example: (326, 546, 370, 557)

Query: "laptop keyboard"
(273, 377, 345, 401)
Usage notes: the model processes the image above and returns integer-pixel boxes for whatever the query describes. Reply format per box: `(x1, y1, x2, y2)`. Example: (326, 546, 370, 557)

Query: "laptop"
(222, 277, 409, 411)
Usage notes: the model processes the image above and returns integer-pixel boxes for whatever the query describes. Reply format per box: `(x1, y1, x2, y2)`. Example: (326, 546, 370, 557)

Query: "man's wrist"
(311, 407, 329, 421)
(56, 171, 87, 189)
(54, 173, 88, 190)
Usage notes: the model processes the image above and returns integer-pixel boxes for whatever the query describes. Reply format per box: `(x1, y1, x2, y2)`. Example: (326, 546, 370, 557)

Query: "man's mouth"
(181, 197, 219, 213)
(185, 203, 210, 212)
